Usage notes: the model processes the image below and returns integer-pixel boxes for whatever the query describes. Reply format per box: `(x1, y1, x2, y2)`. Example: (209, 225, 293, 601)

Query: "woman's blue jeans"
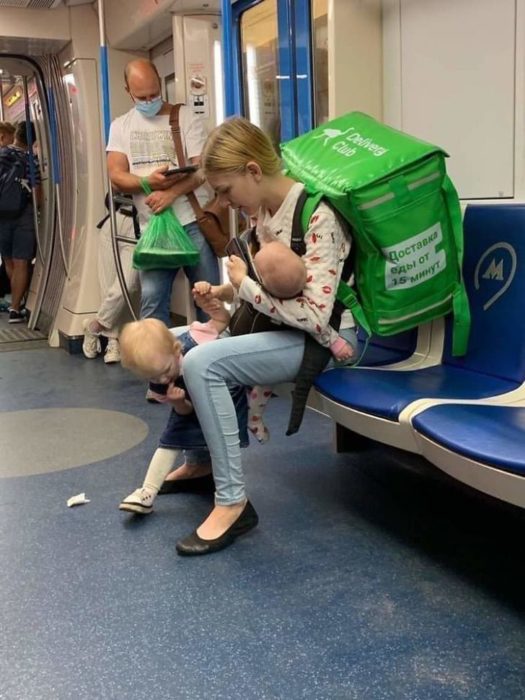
(182, 330, 307, 506)
(139, 220, 220, 325)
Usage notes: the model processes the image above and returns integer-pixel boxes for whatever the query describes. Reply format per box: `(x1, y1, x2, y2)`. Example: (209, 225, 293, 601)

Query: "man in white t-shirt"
(106, 59, 220, 328)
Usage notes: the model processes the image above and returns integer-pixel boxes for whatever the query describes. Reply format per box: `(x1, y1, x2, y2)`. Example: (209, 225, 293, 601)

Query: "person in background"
(0, 121, 15, 147)
(105, 59, 219, 328)
(0, 122, 17, 312)
(0, 121, 41, 323)
(82, 194, 141, 364)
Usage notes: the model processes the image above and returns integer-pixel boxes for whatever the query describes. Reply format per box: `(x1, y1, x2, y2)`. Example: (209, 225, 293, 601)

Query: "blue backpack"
(0, 147, 29, 219)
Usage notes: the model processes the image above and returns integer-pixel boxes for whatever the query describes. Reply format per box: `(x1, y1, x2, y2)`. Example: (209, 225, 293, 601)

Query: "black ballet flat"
(176, 501, 259, 556)
(158, 473, 215, 495)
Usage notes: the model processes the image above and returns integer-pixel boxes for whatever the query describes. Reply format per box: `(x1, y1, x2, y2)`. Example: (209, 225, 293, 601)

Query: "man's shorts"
(0, 207, 36, 260)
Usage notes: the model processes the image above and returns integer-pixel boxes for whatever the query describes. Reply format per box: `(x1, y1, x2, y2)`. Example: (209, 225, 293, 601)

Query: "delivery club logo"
(312, 125, 388, 158)
(312, 127, 354, 147)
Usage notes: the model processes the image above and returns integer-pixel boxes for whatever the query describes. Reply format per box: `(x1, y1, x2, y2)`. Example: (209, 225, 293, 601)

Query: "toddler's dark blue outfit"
(158, 330, 249, 450)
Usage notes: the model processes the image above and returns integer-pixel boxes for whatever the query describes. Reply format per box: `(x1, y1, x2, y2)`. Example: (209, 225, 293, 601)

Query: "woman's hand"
(193, 282, 234, 307)
(192, 282, 217, 312)
(145, 189, 177, 214)
(227, 255, 248, 289)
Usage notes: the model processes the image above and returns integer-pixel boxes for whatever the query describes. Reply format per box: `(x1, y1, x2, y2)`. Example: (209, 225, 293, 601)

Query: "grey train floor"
(0, 345, 524, 700)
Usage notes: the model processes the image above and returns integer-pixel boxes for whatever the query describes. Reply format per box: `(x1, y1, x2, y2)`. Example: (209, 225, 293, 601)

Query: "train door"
(229, 0, 328, 143)
(0, 56, 63, 348)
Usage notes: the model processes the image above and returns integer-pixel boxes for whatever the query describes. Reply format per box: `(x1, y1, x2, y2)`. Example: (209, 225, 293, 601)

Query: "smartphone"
(149, 382, 169, 395)
(225, 237, 248, 261)
(164, 165, 197, 177)
(226, 236, 260, 282)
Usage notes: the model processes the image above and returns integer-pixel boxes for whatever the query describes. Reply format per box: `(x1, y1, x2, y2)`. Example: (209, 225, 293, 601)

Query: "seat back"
(357, 327, 418, 366)
(443, 205, 525, 382)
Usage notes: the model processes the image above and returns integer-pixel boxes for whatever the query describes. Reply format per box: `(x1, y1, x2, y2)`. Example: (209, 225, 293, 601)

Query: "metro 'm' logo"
(482, 259, 504, 281)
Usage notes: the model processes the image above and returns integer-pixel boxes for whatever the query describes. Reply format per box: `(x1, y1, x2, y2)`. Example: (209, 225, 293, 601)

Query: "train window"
(312, 0, 328, 125)
(239, 0, 280, 149)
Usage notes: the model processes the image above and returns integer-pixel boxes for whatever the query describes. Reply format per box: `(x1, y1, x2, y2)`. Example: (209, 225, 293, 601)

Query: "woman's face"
(207, 166, 262, 216)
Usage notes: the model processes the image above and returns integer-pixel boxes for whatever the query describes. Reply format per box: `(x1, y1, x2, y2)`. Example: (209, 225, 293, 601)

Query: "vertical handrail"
(22, 76, 43, 267)
(221, 0, 236, 117)
(48, 86, 69, 278)
(97, 0, 136, 320)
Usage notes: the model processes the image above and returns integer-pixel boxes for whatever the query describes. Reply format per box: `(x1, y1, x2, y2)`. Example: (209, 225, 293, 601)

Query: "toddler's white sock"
(143, 448, 180, 493)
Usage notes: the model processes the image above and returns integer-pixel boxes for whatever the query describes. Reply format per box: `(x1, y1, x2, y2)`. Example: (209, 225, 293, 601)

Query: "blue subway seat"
(356, 327, 417, 367)
(316, 204, 525, 419)
(316, 366, 517, 421)
(412, 404, 525, 477)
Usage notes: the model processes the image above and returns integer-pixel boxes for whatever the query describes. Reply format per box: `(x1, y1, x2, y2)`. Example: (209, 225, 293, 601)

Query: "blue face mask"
(135, 96, 163, 118)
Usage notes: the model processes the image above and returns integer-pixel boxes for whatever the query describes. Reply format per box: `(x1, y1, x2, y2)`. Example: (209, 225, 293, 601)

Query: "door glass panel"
(240, 0, 280, 148)
(312, 0, 329, 125)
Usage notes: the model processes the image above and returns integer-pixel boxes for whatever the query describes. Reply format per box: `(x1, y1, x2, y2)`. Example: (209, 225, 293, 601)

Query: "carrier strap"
(286, 190, 360, 436)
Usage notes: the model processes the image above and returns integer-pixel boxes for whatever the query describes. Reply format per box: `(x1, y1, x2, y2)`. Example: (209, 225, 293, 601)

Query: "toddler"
(118, 295, 249, 515)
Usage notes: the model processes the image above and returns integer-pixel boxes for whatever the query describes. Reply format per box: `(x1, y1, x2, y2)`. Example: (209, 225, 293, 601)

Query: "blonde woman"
(174, 117, 356, 556)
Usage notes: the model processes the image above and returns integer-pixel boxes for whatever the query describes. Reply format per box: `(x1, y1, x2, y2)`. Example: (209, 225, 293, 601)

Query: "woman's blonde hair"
(120, 318, 181, 379)
(201, 117, 281, 177)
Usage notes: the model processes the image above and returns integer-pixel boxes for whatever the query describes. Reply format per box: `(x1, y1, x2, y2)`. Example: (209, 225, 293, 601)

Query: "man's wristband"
(140, 176, 151, 195)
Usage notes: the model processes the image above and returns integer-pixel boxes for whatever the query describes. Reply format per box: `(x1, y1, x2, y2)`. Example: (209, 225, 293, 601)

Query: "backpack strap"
(291, 189, 364, 333)
(443, 174, 471, 356)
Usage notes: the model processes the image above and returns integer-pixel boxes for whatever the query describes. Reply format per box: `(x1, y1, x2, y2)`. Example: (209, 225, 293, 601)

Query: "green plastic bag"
(281, 112, 470, 356)
(132, 181, 200, 271)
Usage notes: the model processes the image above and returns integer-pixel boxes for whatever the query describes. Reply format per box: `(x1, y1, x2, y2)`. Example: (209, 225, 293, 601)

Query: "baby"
(253, 239, 307, 297)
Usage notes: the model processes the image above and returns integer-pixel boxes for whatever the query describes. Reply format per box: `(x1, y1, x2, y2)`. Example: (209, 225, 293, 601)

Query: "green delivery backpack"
(281, 112, 471, 356)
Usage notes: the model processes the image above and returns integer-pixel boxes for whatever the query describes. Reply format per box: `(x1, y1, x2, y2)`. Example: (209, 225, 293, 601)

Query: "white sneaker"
(104, 338, 121, 364)
(82, 319, 101, 359)
(119, 487, 156, 515)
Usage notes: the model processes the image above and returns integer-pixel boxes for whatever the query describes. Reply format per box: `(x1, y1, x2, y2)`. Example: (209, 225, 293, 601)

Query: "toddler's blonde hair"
(120, 318, 181, 379)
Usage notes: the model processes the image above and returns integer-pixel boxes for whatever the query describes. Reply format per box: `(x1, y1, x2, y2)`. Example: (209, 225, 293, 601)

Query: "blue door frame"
(221, 0, 314, 141)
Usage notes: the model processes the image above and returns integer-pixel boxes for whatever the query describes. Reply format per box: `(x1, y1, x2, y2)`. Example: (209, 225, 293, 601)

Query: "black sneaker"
(8, 309, 25, 323)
